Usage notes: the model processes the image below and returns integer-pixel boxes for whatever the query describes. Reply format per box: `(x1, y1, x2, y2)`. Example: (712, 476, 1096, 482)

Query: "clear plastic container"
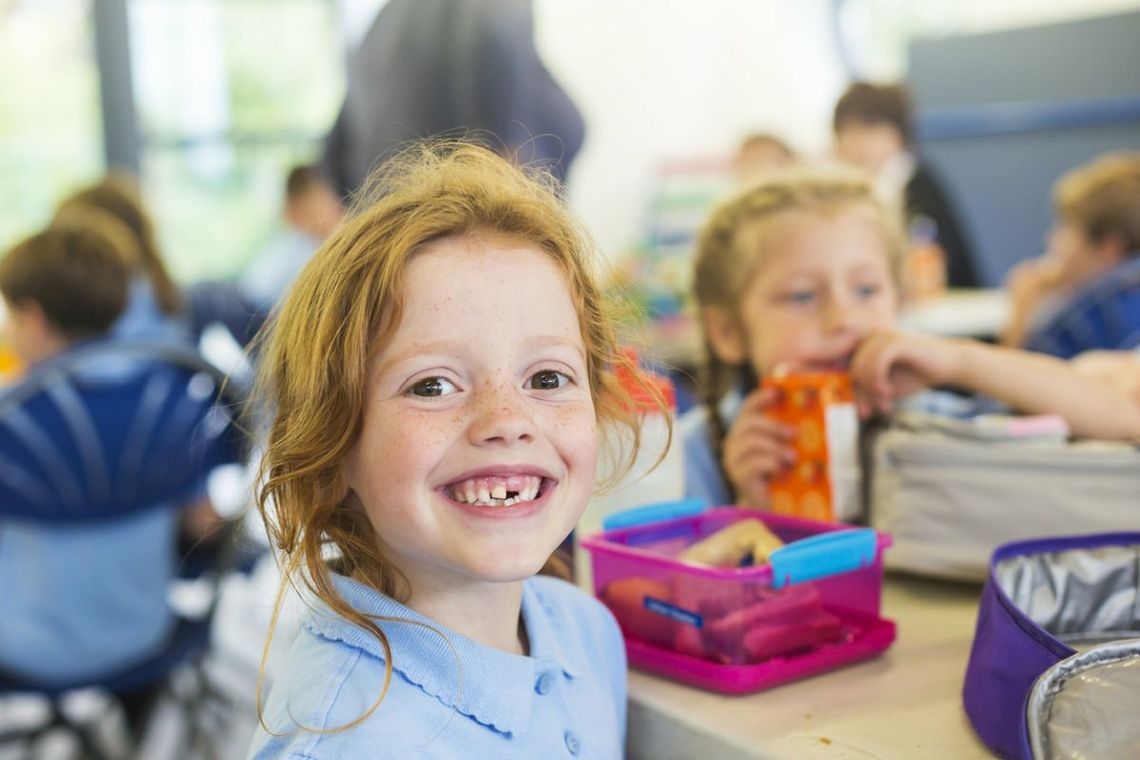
(581, 507, 895, 693)
(574, 361, 683, 589)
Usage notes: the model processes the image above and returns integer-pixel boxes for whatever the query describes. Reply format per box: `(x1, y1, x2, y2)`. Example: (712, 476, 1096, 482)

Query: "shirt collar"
(520, 578, 580, 679)
(302, 573, 578, 737)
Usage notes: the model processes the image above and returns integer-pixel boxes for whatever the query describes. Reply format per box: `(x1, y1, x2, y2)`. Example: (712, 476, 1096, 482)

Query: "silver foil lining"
(995, 544, 1140, 642)
(1027, 638, 1140, 760)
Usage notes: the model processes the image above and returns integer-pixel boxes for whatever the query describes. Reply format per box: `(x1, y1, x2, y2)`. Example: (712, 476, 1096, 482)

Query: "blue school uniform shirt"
(249, 573, 627, 759)
(1022, 254, 1140, 358)
(112, 277, 192, 346)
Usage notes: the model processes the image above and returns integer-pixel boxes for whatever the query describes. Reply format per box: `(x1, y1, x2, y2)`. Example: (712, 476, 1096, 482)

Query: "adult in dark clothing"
(905, 163, 979, 289)
(834, 82, 981, 289)
(322, 0, 585, 197)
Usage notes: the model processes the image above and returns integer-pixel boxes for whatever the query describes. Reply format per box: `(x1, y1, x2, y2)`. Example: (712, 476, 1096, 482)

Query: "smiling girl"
(249, 142, 656, 758)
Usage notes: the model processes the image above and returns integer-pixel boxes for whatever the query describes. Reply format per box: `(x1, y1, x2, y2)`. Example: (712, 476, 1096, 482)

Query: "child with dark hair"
(833, 81, 981, 290)
(0, 213, 174, 725)
(241, 163, 345, 310)
(0, 212, 131, 366)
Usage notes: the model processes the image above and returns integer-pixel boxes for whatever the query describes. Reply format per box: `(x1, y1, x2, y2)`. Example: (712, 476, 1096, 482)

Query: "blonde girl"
(681, 171, 900, 509)
(249, 141, 655, 758)
(682, 169, 1140, 510)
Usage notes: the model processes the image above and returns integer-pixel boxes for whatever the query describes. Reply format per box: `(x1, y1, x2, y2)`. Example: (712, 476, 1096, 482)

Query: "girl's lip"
(439, 464, 557, 488)
(808, 354, 853, 371)
(773, 355, 853, 375)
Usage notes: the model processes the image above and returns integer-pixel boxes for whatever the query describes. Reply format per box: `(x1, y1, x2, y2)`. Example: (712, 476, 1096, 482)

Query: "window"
(129, 0, 345, 281)
(0, 0, 102, 251)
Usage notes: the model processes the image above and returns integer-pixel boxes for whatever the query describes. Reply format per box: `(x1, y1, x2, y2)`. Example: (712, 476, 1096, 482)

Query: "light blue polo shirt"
(249, 573, 627, 759)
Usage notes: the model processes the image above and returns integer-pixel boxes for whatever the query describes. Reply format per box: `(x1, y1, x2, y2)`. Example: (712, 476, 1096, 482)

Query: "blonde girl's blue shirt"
(248, 573, 627, 759)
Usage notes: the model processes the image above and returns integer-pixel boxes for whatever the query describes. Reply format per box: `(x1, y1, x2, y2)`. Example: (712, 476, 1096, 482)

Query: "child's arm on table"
(722, 387, 797, 508)
(851, 330, 1140, 440)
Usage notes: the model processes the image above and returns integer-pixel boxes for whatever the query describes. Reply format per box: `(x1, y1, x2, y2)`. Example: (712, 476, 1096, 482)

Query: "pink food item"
(739, 609, 843, 662)
(700, 584, 843, 664)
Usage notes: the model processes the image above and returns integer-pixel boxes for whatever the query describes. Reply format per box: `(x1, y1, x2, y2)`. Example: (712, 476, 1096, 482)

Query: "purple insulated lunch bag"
(963, 532, 1140, 759)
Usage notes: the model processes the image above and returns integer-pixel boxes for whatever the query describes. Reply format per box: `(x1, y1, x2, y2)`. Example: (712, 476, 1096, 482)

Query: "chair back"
(0, 339, 247, 524)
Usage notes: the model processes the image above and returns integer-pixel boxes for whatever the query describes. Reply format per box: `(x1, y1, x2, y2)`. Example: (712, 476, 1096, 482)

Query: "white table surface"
(626, 573, 995, 760)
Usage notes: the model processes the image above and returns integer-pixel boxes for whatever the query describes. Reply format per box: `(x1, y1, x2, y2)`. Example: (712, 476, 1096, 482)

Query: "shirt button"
(535, 672, 554, 695)
(564, 730, 581, 756)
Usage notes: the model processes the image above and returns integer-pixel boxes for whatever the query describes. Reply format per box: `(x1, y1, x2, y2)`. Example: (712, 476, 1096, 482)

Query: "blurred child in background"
(0, 214, 168, 726)
(833, 81, 981, 292)
(734, 132, 795, 183)
(241, 163, 345, 311)
(55, 173, 190, 345)
(1003, 151, 1140, 356)
(682, 169, 1140, 509)
(0, 213, 130, 368)
(57, 177, 238, 555)
(249, 142, 656, 757)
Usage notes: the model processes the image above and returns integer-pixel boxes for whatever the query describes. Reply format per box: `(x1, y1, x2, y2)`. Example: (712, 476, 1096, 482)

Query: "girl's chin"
(464, 560, 551, 585)
(458, 544, 563, 582)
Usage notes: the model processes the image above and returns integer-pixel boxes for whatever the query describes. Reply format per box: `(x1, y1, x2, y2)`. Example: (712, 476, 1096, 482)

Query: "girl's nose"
(467, 383, 537, 446)
(821, 294, 858, 333)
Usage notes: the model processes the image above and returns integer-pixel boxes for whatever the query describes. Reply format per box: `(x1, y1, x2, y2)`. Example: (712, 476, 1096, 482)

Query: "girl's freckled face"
(343, 234, 598, 588)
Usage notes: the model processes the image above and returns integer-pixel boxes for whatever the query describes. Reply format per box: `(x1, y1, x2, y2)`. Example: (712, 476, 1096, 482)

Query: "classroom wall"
(911, 9, 1140, 285)
(526, 0, 1140, 269)
(534, 0, 846, 264)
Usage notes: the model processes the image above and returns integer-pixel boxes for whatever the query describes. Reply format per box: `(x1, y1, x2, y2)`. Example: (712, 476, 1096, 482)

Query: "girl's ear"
(341, 485, 365, 513)
(701, 305, 748, 365)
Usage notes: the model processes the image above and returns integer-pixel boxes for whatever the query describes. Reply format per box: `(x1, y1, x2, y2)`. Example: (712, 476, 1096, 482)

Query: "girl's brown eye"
(529, 370, 567, 390)
(410, 377, 455, 397)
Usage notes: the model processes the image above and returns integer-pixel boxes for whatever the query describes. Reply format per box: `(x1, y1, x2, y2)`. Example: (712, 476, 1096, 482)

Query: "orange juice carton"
(0, 343, 22, 385)
(761, 371, 860, 522)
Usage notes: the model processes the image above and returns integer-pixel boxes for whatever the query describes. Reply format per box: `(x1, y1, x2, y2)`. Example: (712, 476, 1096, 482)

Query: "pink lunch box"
(580, 505, 896, 694)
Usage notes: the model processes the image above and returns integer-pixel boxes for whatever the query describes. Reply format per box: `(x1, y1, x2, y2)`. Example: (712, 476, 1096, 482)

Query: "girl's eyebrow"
(847, 262, 891, 276)
(524, 335, 588, 359)
(372, 340, 465, 375)
(377, 336, 587, 373)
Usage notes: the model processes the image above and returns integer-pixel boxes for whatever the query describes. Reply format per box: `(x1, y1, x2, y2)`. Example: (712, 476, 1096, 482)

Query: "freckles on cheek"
(551, 405, 598, 449)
